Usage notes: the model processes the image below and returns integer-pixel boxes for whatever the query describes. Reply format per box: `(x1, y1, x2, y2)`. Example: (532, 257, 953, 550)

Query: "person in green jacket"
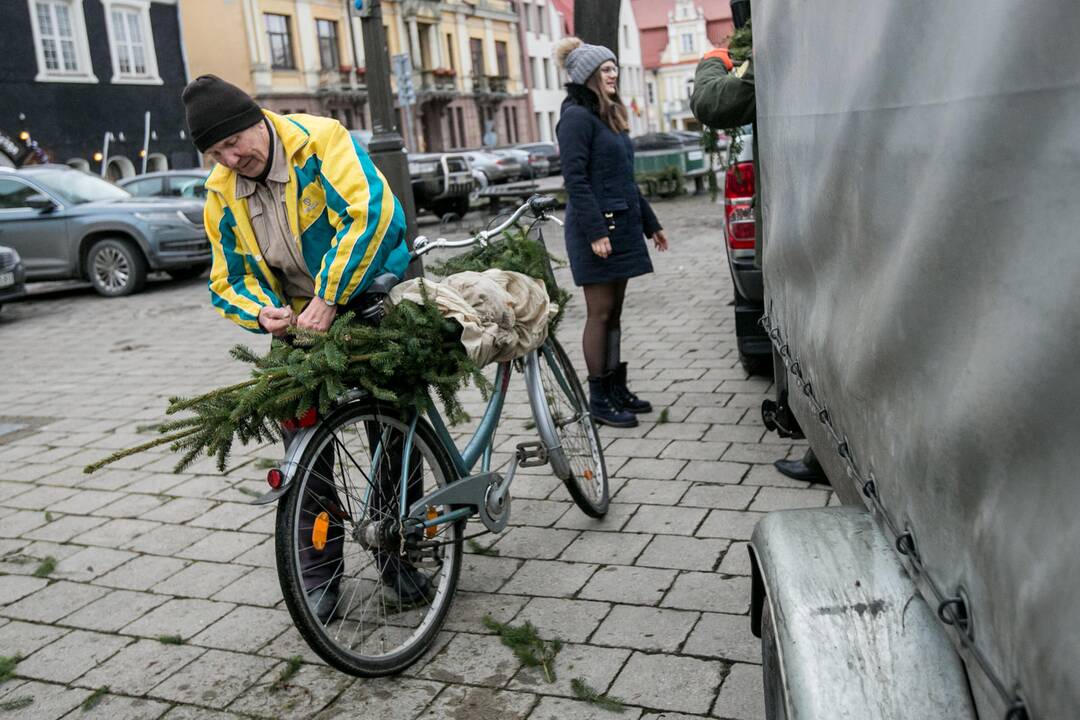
(690, 37, 830, 486)
(690, 49, 755, 131)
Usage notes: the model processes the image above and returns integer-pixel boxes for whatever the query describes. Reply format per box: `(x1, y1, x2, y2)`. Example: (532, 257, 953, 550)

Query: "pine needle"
(31, 555, 56, 578)
(571, 678, 627, 712)
(482, 616, 562, 683)
(81, 686, 109, 711)
(0, 696, 33, 712)
(84, 231, 561, 477)
(270, 656, 303, 692)
(0, 654, 21, 683)
(467, 539, 500, 556)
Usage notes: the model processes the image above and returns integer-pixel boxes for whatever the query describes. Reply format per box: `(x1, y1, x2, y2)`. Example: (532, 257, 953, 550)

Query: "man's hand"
(651, 230, 669, 251)
(258, 306, 295, 337)
(296, 296, 338, 333)
(591, 236, 612, 258)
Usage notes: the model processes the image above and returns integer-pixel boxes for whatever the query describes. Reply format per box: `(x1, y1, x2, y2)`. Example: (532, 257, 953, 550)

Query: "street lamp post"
(354, 0, 422, 276)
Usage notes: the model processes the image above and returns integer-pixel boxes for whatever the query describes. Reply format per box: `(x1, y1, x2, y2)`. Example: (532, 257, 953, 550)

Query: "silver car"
(118, 170, 210, 199)
(0, 166, 211, 296)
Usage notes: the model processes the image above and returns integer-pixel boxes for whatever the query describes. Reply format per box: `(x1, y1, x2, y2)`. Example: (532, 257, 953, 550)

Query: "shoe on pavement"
(611, 362, 652, 414)
(308, 584, 341, 624)
(774, 449, 830, 485)
(380, 559, 434, 605)
(588, 373, 638, 428)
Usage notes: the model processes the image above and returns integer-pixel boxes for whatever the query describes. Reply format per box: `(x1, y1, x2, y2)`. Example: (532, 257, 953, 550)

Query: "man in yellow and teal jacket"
(181, 76, 422, 623)
(182, 74, 411, 336)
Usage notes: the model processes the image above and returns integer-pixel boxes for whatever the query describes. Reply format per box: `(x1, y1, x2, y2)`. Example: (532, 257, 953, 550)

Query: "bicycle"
(256, 195, 608, 677)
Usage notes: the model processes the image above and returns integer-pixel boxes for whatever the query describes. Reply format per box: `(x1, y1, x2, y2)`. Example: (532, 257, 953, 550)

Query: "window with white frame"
(316, 19, 340, 71)
(103, 0, 162, 84)
(29, 0, 97, 82)
(680, 33, 694, 54)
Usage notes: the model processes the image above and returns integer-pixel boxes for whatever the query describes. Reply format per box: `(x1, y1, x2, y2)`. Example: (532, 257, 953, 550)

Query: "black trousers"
(286, 417, 424, 593)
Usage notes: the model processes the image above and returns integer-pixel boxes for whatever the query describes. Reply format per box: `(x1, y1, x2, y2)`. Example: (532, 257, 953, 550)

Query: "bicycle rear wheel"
(527, 337, 609, 517)
(275, 400, 463, 677)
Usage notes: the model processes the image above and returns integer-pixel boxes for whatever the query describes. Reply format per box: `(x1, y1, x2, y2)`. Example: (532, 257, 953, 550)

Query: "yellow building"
(178, 0, 531, 151)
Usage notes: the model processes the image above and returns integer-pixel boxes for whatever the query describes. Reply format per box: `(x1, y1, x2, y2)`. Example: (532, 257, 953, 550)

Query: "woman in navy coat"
(555, 37, 668, 427)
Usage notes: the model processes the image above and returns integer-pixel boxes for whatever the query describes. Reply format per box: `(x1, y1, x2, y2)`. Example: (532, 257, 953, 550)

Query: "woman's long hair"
(586, 70, 630, 134)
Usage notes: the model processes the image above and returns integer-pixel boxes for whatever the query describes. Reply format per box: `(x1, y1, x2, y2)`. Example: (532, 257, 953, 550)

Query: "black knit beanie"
(182, 75, 264, 152)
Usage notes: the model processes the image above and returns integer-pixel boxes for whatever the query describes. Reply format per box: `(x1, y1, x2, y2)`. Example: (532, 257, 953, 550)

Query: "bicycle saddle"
(350, 273, 401, 323)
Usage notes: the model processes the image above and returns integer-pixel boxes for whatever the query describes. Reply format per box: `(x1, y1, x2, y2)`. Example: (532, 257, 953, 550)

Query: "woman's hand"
(651, 230, 669, 251)
(591, 236, 612, 258)
(296, 296, 338, 333)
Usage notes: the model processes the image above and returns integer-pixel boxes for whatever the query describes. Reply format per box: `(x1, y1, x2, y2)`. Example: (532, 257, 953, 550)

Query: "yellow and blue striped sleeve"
(204, 194, 281, 333)
(313, 121, 409, 305)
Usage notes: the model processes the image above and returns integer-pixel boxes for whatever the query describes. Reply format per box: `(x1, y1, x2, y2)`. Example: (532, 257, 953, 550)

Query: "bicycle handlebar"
(412, 194, 559, 259)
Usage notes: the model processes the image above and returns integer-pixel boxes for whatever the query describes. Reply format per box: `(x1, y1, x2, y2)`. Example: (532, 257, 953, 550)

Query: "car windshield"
(31, 171, 131, 205)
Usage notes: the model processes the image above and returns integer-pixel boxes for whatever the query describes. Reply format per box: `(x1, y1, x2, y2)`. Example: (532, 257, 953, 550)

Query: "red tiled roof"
(630, 0, 731, 30)
(631, 0, 733, 69)
(549, 0, 574, 35)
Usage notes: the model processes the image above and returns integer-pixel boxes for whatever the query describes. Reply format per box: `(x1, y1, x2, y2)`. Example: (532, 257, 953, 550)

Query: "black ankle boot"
(588, 373, 638, 427)
(611, 362, 652, 413)
(774, 448, 830, 485)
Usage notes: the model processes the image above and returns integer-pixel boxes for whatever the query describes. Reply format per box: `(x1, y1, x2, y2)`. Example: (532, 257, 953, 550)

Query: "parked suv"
(0, 245, 27, 311)
(721, 129, 771, 374)
(0, 166, 211, 297)
(409, 152, 473, 217)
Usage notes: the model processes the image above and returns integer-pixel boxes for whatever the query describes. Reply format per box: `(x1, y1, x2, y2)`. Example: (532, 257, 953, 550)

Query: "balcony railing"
(318, 67, 366, 92)
(420, 69, 458, 93)
(472, 74, 509, 96)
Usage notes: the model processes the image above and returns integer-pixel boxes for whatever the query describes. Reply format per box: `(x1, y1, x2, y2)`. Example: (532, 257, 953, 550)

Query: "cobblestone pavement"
(0, 193, 833, 719)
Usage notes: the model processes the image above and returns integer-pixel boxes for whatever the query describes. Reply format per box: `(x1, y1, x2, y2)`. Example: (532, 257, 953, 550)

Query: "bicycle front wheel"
(527, 337, 609, 517)
(275, 400, 463, 677)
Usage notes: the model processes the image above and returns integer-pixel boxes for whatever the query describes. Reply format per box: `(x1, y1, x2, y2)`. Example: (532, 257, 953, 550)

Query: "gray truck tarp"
(754, 1, 1080, 718)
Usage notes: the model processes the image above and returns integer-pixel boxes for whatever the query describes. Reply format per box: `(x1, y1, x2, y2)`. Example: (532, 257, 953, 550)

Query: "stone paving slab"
(0, 194, 839, 718)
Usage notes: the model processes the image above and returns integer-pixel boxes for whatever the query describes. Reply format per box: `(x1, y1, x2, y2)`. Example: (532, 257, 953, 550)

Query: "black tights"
(582, 279, 627, 377)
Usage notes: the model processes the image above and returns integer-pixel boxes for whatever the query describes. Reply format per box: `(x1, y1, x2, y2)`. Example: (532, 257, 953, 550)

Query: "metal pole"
(357, 0, 422, 276)
(141, 111, 151, 175)
(100, 132, 111, 178)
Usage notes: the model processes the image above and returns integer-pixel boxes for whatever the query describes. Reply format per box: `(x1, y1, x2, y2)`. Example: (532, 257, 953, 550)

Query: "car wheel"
(166, 263, 210, 282)
(87, 238, 147, 297)
(430, 198, 470, 218)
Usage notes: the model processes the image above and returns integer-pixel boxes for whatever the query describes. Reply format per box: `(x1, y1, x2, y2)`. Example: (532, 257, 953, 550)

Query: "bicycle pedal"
(515, 441, 548, 467)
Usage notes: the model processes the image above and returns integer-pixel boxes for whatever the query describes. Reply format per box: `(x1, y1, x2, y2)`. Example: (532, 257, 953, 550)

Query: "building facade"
(518, 0, 565, 144)
(383, 0, 531, 151)
(179, 0, 531, 153)
(0, 0, 196, 176)
(632, 0, 732, 131)
(617, 0, 648, 136)
(178, 0, 368, 136)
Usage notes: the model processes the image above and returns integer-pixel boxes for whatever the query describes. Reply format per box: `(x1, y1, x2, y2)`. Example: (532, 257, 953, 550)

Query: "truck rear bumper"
(749, 506, 977, 719)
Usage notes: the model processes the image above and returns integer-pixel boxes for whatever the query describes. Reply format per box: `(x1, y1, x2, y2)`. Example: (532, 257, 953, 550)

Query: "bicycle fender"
(247, 424, 322, 506)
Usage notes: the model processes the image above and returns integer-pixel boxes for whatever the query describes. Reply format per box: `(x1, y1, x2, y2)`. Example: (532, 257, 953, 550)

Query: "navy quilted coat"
(556, 84, 662, 286)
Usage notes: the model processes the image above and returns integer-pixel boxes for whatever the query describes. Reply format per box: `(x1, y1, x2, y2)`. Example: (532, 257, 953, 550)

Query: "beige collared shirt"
(234, 124, 316, 303)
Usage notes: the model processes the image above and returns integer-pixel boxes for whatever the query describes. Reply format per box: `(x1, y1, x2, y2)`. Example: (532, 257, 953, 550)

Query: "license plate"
(687, 150, 704, 161)
(0, 272, 12, 289)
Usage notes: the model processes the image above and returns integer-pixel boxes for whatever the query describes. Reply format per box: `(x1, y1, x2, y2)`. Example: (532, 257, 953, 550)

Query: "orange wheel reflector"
(425, 506, 438, 539)
(583, 469, 594, 480)
(312, 511, 329, 551)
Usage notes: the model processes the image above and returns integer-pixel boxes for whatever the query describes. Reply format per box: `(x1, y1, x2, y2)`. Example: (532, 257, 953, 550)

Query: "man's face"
(205, 121, 269, 176)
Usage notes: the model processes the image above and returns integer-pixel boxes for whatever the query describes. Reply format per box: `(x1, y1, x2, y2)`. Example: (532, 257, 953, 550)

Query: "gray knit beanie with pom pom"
(556, 37, 617, 85)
